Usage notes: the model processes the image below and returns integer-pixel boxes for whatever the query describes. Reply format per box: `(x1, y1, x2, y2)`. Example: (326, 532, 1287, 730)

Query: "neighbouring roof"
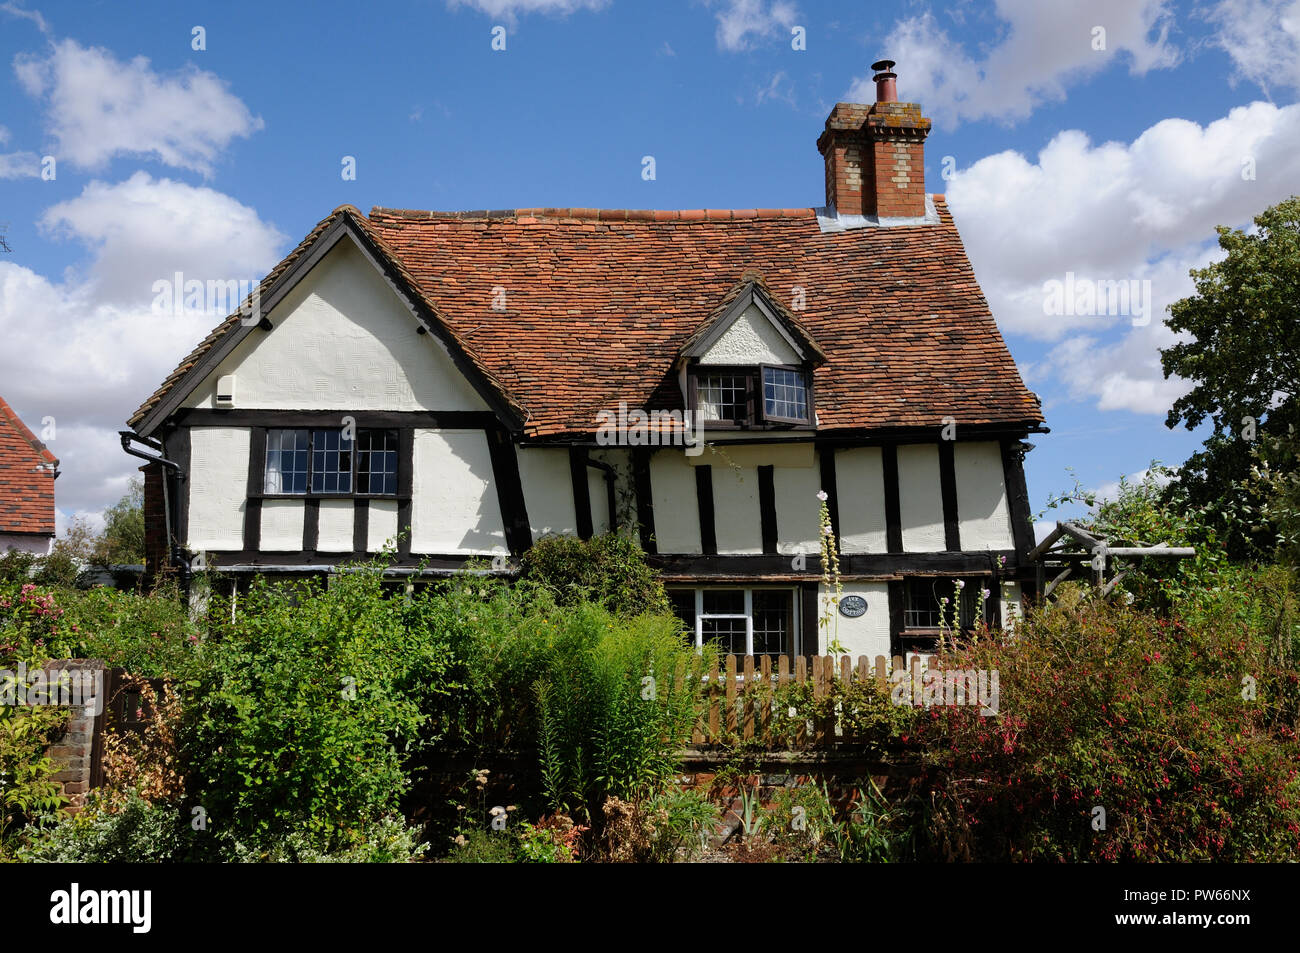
(0, 395, 58, 536)
(130, 199, 1044, 438)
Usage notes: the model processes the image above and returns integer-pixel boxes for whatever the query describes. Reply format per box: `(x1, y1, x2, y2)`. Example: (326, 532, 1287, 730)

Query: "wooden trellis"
(1027, 520, 1195, 599)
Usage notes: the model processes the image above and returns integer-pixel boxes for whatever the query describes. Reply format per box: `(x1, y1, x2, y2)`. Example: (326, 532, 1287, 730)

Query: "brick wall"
(43, 659, 107, 811)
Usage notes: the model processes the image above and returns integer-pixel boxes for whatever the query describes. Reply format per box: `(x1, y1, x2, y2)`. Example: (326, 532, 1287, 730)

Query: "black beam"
(882, 444, 903, 554)
(938, 441, 961, 552)
(695, 465, 717, 556)
(631, 448, 657, 554)
(758, 465, 778, 555)
(569, 446, 593, 540)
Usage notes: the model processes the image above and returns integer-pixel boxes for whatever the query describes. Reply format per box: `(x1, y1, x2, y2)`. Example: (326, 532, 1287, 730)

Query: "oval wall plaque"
(838, 595, 867, 618)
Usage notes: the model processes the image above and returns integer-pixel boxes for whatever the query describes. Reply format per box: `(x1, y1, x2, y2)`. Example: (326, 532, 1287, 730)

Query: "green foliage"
(445, 827, 517, 863)
(21, 790, 189, 862)
(98, 479, 146, 566)
(519, 533, 672, 617)
(179, 563, 455, 855)
(1161, 196, 1300, 557)
(907, 593, 1300, 861)
(531, 606, 709, 817)
(54, 584, 200, 680)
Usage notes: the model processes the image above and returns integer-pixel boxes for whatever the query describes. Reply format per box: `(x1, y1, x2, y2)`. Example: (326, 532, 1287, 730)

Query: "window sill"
(253, 493, 407, 502)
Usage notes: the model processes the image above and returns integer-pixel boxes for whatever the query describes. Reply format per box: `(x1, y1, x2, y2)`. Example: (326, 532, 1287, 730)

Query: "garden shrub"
(531, 606, 709, 819)
(180, 564, 456, 855)
(907, 594, 1300, 861)
(0, 583, 72, 856)
(519, 533, 672, 617)
(21, 789, 192, 863)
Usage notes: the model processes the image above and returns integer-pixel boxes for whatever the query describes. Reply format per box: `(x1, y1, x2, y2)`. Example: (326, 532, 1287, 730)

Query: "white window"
(668, 587, 799, 657)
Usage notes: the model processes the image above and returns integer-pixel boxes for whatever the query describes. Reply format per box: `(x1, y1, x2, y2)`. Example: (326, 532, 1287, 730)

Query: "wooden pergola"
(1026, 521, 1195, 599)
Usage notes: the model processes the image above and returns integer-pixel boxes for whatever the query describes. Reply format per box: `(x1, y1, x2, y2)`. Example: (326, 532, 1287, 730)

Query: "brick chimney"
(817, 60, 932, 219)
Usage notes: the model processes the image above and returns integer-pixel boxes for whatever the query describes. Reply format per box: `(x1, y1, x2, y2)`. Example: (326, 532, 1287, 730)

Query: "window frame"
(686, 363, 814, 429)
(261, 426, 400, 500)
(669, 586, 800, 659)
(901, 576, 997, 646)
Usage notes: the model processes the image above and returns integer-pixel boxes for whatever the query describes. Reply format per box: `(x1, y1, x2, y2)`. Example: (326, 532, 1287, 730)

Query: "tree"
(1161, 195, 1300, 558)
(96, 478, 145, 565)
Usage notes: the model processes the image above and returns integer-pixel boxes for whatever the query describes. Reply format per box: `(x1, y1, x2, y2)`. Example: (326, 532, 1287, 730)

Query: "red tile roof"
(0, 396, 58, 536)
(130, 199, 1044, 438)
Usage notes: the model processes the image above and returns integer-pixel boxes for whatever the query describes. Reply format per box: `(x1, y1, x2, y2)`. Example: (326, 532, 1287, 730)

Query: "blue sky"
(1, 0, 1298, 535)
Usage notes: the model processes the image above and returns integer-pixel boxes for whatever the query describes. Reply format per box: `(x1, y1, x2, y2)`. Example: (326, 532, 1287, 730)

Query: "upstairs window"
(689, 365, 812, 427)
(761, 366, 809, 423)
(264, 428, 398, 497)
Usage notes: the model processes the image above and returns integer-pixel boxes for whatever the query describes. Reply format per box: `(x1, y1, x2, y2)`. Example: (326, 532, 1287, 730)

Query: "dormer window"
(761, 365, 810, 423)
(678, 273, 825, 430)
(689, 364, 813, 427)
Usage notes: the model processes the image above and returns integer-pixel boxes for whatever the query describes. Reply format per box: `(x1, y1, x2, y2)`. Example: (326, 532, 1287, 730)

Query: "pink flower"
(816, 490, 828, 502)
(187, 634, 199, 645)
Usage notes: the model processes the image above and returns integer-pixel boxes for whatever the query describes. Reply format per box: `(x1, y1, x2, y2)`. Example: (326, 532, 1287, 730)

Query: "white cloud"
(0, 2, 51, 37)
(39, 171, 286, 306)
(855, 1, 1178, 129)
(712, 0, 799, 52)
(1209, 0, 1300, 95)
(0, 123, 39, 179)
(0, 176, 284, 517)
(1089, 466, 1175, 504)
(445, 0, 608, 21)
(946, 101, 1300, 415)
(14, 39, 263, 175)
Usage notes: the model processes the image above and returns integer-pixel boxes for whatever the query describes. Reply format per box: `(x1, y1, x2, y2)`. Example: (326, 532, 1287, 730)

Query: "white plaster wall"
(0, 534, 52, 555)
(816, 582, 891, 659)
(588, 469, 610, 535)
(650, 450, 702, 554)
(836, 447, 888, 553)
(367, 500, 399, 552)
(700, 303, 800, 365)
(185, 240, 489, 412)
(260, 499, 305, 551)
(517, 447, 577, 540)
(317, 500, 353, 553)
(187, 427, 249, 550)
(712, 464, 762, 554)
(954, 441, 1015, 550)
(898, 444, 946, 552)
(410, 429, 506, 555)
(773, 463, 822, 555)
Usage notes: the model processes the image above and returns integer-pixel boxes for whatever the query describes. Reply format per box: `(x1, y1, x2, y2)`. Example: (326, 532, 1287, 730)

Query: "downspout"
(119, 431, 191, 595)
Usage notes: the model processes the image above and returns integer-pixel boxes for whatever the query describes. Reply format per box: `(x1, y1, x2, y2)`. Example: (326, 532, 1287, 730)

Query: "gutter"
(119, 431, 192, 594)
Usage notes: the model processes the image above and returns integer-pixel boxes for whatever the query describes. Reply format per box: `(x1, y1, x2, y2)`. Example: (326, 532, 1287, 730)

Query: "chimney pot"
(871, 59, 898, 103)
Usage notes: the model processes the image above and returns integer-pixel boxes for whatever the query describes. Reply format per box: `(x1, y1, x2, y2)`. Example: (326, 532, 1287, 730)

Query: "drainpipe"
(119, 431, 191, 595)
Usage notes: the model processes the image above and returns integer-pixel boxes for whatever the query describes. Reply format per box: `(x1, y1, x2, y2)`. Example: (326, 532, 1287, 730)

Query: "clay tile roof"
(130, 200, 1044, 439)
(0, 395, 58, 536)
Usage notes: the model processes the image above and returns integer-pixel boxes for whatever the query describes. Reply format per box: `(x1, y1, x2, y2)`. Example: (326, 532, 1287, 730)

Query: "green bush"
(907, 593, 1300, 861)
(56, 584, 200, 680)
(519, 533, 672, 617)
(21, 790, 192, 863)
(180, 563, 455, 855)
(533, 606, 709, 817)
